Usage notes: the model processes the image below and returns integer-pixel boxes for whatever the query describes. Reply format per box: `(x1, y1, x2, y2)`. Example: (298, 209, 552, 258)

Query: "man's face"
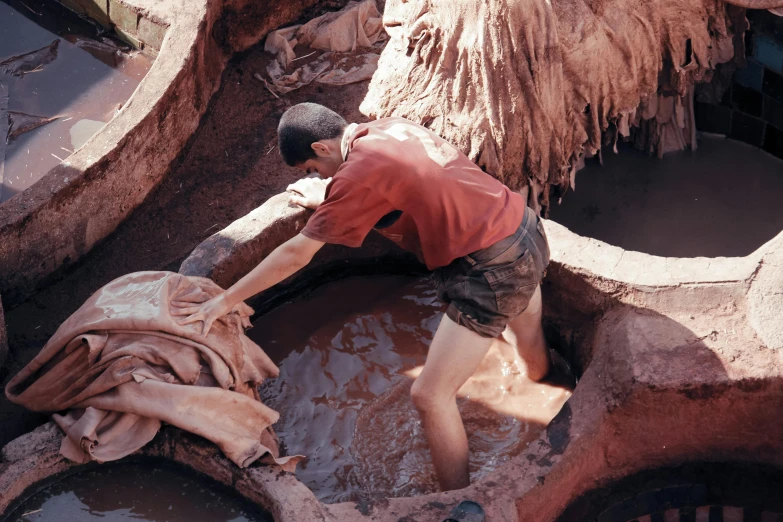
(296, 157, 339, 178)
(294, 139, 344, 178)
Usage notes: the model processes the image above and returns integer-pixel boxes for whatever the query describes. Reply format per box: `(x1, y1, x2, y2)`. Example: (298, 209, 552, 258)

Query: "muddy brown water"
(0, 0, 151, 202)
(3, 462, 272, 522)
(549, 136, 783, 258)
(248, 274, 573, 504)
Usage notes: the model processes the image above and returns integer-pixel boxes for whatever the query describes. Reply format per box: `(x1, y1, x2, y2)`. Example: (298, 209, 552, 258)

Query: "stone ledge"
(58, 0, 110, 28)
(543, 219, 767, 288)
(179, 193, 423, 314)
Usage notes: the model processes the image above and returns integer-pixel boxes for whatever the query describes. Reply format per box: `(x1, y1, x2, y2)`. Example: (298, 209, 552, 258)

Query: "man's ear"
(311, 141, 331, 157)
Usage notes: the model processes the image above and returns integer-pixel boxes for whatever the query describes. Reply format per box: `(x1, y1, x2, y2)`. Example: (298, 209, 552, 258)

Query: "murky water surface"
(549, 136, 783, 258)
(249, 275, 573, 504)
(0, 0, 151, 202)
(5, 462, 272, 521)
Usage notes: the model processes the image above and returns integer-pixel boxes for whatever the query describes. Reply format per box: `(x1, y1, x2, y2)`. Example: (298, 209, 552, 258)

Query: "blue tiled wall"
(754, 34, 783, 72)
(694, 10, 783, 160)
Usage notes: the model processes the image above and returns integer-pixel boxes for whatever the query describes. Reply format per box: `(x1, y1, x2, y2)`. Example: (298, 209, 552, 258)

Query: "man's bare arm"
(174, 233, 324, 335)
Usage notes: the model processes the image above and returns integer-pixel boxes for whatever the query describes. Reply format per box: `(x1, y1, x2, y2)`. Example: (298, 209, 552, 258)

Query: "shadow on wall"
(695, 9, 783, 159)
(557, 461, 783, 521)
(518, 260, 783, 522)
(0, 298, 7, 371)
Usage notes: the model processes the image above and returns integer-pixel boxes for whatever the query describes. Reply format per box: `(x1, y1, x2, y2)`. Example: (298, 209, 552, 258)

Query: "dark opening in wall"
(683, 38, 693, 67)
(695, 9, 783, 160)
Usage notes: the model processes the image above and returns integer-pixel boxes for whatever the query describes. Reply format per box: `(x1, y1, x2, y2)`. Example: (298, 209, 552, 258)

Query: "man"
(175, 102, 551, 491)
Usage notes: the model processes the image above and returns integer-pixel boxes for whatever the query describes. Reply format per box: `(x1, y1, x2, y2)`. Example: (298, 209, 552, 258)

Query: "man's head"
(278, 103, 347, 178)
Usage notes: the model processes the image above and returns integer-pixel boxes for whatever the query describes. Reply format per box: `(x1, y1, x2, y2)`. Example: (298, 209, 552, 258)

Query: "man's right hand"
(287, 176, 332, 210)
(172, 292, 234, 337)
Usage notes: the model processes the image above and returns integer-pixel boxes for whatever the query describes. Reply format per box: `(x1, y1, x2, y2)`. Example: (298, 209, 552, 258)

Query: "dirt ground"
(0, 40, 374, 447)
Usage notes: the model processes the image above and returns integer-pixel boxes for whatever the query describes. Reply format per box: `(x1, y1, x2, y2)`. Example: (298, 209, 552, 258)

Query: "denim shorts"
(434, 207, 550, 339)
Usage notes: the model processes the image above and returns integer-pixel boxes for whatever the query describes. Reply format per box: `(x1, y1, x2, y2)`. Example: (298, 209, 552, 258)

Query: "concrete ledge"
(544, 219, 765, 288)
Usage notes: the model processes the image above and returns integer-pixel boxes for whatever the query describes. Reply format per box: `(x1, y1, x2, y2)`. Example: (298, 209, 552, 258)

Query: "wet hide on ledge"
(5, 271, 302, 472)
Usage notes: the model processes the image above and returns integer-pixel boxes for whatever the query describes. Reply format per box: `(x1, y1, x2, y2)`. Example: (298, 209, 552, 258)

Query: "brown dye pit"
(4, 462, 272, 521)
(0, 0, 152, 202)
(549, 136, 783, 258)
(249, 274, 573, 504)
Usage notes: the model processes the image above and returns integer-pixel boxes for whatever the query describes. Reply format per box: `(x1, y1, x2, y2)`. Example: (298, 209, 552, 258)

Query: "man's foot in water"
(443, 500, 485, 522)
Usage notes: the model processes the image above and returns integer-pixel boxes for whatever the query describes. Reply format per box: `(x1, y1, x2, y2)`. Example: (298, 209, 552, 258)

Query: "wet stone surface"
(4, 462, 272, 522)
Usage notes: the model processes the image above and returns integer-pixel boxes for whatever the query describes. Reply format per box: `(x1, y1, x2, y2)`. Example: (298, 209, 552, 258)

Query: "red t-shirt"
(301, 117, 525, 270)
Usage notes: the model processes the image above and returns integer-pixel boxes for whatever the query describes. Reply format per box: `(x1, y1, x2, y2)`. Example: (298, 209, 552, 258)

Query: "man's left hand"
(287, 177, 331, 209)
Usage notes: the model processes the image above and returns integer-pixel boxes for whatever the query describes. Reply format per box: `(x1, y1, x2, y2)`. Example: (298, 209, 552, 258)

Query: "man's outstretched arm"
(174, 233, 325, 336)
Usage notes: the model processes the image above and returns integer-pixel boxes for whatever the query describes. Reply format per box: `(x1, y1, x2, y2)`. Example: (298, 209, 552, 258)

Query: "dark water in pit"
(0, 0, 152, 202)
(549, 136, 783, 258)
(4, 462, 272, 522)
(248, 275, 573, 504)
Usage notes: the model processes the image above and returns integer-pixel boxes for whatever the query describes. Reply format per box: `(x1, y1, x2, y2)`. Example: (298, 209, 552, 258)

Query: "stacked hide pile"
(6, 272, 301, 471)
(264, 0, 386, 94)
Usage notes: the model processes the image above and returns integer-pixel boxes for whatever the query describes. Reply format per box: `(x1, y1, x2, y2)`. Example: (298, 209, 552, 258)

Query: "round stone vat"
(247, 273, 575, 504)
(549, 136, 783, 259)
(0, 0, 334, 309)
(2, 189, 781, 521)
(0, 422, 320, 521)
(175, 191, 783, 520)
(3, 458, 272, 522)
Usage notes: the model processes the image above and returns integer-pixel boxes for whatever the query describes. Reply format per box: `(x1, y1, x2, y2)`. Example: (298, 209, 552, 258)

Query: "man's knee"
(410, 378, 448, 413)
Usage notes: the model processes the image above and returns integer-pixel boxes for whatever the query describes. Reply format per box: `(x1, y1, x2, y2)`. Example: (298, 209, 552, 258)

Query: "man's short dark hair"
(277, 103, 347, 166)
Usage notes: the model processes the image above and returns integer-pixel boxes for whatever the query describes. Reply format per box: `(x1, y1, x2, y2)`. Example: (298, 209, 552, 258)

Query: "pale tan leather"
(6, 271, 302, 471)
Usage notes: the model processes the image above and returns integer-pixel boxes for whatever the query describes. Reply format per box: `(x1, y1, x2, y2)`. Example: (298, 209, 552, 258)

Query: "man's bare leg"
(501, 284, 550, 382)
(410, 314, 494, 491)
